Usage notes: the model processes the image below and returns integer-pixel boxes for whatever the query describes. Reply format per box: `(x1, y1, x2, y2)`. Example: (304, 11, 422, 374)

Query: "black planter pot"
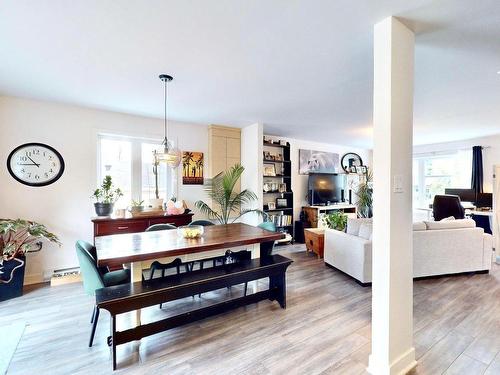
(0, 256, 26, 302)
(94, 202, 114, 216)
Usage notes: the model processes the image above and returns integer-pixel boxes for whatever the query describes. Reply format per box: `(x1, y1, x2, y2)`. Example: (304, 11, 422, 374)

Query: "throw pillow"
(346, 218, 372, 236)
(424, 219, 476, 230)
(440, 216, 455, 221)
(358, 223, 373, 240)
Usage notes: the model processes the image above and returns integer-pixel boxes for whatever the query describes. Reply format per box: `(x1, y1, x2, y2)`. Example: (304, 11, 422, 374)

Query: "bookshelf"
(262, 138, 294, 241)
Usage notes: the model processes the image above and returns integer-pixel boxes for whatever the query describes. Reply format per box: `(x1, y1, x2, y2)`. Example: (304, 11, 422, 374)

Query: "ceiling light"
(154, 74, 181, 168)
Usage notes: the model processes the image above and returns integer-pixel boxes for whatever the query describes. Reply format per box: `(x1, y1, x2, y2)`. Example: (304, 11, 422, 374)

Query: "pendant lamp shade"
(155, 74, 181, 168)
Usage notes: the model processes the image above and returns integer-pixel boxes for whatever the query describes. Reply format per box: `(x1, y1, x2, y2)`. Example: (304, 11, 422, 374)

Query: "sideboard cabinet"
(91, 212, 194, 240)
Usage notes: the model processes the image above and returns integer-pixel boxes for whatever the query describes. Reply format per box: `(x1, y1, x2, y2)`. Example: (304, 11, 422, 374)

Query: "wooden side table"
(304, 228, 325, 258)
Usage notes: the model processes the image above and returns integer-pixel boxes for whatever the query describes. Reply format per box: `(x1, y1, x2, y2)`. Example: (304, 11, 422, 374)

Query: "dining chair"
(189, 219, 214, 226)
(75, 240, 130, 347)
(148, 258, 186, 308)
(144, 223, 190, 279)
(145, 223, 177, 231)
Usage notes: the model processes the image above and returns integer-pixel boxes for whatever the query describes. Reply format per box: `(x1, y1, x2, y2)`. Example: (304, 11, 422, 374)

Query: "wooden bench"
(95, 254, 293, 370)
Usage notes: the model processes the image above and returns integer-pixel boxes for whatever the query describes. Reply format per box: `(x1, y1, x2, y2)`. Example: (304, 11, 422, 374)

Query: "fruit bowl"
(177, 225, 204, 239)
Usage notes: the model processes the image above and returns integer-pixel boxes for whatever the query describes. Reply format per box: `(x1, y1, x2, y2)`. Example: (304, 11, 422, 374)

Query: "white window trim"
(97, 133, 177, 205)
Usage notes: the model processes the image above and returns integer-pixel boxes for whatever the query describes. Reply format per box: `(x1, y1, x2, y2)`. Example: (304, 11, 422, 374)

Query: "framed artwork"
(298, 149, 340, 175)
(278, 183, 287, 193)
(182, 151, 204, 185)
(263, 163, 276, 176)
(268, 202, 276, 210)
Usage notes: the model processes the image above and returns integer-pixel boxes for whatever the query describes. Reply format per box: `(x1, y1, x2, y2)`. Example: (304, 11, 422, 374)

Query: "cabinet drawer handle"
(117, 226, 129, 230)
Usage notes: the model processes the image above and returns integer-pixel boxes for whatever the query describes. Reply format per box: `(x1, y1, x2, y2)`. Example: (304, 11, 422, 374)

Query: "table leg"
(130, 261, 143, 326)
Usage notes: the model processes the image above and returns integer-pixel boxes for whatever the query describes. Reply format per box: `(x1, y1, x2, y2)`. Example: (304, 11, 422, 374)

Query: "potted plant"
(150, 151, 164, 209)
(0, 219, 60, 301)
(195, 164, 263, 224)
(356, 169, 373, 218)
(93, 175, 123, 216)
(323, 211, 348, 231)
(129, 199, 144, 214)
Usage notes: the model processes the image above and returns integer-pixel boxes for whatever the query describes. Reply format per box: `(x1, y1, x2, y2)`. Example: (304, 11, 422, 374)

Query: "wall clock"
(7, 143, 65, 187)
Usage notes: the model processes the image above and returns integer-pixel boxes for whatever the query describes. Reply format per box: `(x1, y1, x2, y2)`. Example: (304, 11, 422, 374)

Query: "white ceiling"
(1, 0, 499, 149)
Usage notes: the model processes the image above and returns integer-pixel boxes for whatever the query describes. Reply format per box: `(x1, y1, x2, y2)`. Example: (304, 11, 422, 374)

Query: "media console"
(302, 204, 357, 228)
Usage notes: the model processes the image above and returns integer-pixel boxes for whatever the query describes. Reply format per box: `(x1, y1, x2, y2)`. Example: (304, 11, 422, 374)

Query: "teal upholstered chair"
(258, 221, 277, 232)
(145, 223, 177, 232)
(189, 220, 214, 227)
(75, 240, 130, 347)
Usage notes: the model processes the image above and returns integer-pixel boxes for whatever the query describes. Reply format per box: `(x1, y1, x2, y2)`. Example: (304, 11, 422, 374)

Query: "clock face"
(7, 143, 65, 187)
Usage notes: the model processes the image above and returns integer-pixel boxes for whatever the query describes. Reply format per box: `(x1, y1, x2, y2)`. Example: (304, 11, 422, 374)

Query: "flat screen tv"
(308, 173, 345, 205)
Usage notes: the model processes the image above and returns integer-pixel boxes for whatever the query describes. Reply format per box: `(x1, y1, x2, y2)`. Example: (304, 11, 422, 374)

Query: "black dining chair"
(148, 258, 187, 308)
(144, 223, 190, 280)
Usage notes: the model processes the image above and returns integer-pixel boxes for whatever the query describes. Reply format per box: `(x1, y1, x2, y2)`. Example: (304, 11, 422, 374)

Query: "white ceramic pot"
(150, 198, 164, 209)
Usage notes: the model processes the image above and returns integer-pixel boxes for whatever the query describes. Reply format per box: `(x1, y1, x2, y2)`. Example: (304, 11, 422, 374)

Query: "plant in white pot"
(93, 175, 123, 216)
(0, 219, 60, 301)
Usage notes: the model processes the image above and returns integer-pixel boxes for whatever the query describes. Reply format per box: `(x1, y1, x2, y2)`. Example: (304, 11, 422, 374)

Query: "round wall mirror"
(341, 153, 363, 174)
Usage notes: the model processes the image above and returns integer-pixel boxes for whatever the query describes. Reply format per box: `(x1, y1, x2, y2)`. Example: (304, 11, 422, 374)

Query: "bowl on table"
(177, 225, 204, 239)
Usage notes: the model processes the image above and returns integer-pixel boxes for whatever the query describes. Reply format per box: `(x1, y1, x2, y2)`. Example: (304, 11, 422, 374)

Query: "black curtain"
(471, 146, 483, 195)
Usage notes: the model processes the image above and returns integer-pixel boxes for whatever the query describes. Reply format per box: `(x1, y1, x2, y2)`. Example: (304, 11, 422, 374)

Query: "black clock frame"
(341, 152, 363, 174)
(7, 142, 65, 187)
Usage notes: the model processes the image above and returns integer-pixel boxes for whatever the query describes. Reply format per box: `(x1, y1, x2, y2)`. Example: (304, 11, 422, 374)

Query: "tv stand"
(302, 204, 357, 228)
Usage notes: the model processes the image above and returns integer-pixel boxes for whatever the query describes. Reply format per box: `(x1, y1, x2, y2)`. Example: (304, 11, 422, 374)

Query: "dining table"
(95, 223, 284, 325)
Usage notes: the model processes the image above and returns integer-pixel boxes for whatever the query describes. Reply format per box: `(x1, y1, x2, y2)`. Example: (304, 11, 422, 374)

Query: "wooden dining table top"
(95, 223, 285, 267)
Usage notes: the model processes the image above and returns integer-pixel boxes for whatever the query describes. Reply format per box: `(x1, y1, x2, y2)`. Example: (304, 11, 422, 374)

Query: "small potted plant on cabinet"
(0, 219, 60, 301)
(93, 175, 123, 216)
(129, 199, 144, 215)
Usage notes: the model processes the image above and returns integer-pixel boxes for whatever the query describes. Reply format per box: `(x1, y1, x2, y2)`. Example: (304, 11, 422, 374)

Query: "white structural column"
(368, 17, 416, 375)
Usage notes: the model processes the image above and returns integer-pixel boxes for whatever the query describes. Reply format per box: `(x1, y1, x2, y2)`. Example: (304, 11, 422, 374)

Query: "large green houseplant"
(93, 175, 123, 216)
(0, 219, 60, 301)
(356, 169, 373, 218)
(195, 164, 263, 224)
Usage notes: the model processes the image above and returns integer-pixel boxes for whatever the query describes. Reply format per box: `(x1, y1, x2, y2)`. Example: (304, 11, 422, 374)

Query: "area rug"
(0, 322, 26, 374)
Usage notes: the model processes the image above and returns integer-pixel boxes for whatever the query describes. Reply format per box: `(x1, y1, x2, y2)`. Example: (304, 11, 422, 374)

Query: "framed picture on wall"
(298, 149, 340, 175)
(263, 163, 276, 176)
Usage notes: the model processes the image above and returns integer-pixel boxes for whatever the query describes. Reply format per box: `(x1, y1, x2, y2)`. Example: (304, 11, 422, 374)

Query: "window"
(98, 135, 175, 208)
(413, 150, 472, 208)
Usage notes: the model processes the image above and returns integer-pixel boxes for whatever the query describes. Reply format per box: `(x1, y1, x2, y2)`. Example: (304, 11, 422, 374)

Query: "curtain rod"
(413, 145, 491, 157)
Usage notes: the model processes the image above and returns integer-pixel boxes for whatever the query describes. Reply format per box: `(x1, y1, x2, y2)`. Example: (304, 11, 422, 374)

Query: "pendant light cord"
(164, 78, 168, 144)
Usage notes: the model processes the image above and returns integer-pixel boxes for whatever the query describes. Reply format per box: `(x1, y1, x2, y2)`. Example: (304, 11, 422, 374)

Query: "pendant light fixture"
(154, 74, 181, 168)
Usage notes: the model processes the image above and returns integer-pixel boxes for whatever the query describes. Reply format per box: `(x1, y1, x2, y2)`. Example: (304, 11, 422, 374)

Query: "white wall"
(241, 123, 263, 226)
(0, 96, 208, 283)
(413, 134, 500, 193)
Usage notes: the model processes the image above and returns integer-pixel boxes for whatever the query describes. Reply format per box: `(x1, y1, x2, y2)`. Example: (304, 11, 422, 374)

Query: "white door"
(494, 165, 500, 264)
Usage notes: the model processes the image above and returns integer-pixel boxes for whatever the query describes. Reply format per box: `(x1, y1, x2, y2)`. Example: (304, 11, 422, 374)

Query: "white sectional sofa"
(324, 218, 493, 285)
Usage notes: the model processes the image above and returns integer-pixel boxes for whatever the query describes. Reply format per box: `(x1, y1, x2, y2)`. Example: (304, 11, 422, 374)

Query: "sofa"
(324, 218, 493, 285)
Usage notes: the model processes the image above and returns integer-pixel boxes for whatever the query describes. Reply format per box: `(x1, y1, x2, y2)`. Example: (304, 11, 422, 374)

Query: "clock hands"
(26, 156, 40, 167)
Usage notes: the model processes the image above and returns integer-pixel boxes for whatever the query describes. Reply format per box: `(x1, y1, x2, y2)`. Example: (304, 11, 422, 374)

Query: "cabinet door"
(226, 137, 240, 159)
(211, 135, 227, 177)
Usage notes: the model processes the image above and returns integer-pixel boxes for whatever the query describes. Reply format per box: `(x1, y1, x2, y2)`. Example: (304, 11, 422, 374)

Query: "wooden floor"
(3, 244, 500, 375)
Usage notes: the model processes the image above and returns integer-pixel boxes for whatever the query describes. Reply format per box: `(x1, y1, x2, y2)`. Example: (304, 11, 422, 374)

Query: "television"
(444, 188, 475, 203)
(308, 173, 345, 205)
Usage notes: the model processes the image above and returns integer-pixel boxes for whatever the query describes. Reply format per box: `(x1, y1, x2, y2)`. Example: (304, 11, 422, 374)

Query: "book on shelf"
(267, 214, 292, 227)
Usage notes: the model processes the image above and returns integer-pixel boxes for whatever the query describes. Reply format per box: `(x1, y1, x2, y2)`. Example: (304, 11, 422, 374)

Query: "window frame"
(97, 133, 176, 207)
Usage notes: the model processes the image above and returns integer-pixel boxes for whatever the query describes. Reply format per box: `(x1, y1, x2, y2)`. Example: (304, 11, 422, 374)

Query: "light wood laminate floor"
(3, 245, 500, 375)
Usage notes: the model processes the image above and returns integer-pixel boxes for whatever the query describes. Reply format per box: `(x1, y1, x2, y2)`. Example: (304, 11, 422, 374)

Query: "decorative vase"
(0, 256, 26, 302)
(94, 202, 114, 216)
(150, 198, 164, 209)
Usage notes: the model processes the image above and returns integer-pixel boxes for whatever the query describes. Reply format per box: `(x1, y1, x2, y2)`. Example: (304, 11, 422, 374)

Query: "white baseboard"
(367, 347, 417, 375)
(24, 273, 45, 285)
